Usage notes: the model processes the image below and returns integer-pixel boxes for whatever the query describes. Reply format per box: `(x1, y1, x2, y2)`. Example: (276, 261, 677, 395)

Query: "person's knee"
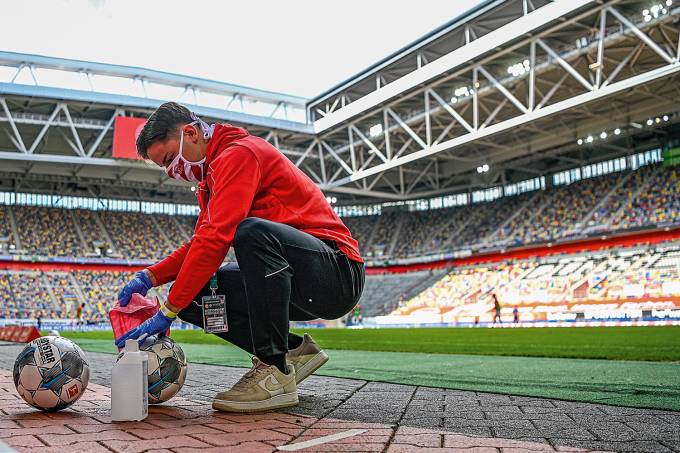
(234, 217, 268, 249)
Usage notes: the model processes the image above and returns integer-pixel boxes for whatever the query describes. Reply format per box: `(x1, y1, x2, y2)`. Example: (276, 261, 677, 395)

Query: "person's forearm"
(143, 268, 158, 286)
(164, 300, 182, 314)
(148, 240, 192, 285)
(143, 268, 181, 313)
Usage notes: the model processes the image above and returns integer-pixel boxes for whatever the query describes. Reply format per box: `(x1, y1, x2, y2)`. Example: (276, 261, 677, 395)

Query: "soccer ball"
(13, 336, 90, 411)
(117, 335, 187, 404)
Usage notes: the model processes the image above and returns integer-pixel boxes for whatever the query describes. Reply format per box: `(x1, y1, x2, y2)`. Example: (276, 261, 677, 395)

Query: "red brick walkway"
(0, 370, 598, 452)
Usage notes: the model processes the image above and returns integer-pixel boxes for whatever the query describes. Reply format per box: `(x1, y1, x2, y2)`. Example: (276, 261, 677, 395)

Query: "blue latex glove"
(115, 311, 174, 348)
(117, 271, 153, 307)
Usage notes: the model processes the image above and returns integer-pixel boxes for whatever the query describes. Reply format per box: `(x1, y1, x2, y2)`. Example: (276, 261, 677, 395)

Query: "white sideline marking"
(277, 428, 367, 451)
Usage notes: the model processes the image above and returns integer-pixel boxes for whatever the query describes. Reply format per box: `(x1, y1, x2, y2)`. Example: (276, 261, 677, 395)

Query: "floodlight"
(507, 61, 529, 77)
(454, 86, 471, 97)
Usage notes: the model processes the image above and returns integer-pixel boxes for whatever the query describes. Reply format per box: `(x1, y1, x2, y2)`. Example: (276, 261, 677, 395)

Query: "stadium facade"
(0, 0, 679, 327)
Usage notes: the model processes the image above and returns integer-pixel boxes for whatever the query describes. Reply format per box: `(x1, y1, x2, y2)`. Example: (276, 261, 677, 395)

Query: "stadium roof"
(0, 51, 311, 133)
(309, 0, 506, 105)
(0, 51, 309, 107)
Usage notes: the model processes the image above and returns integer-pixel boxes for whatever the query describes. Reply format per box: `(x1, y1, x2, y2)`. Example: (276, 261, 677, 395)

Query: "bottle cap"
(124, 339, 139, 352)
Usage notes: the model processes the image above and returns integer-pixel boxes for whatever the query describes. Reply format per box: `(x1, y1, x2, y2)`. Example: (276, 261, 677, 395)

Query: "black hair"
(136, 102, 193, 159)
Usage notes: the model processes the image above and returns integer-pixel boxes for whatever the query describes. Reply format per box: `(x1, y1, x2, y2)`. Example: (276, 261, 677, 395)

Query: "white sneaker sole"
(294, 350, 329, 384)
(212, 392, 299, 413)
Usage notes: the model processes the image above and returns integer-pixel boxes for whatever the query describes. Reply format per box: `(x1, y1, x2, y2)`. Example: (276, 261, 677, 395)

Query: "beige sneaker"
(286, 333, 329, 384)
(212, 357, 298, 413)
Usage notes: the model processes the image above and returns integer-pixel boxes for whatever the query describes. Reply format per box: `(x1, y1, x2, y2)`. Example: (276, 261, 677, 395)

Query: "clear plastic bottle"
(111, 339, 148, 421)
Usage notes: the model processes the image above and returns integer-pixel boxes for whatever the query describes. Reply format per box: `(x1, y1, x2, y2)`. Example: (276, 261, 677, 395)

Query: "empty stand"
(382, 243, 680, 324)
(359, 269, 449, 316)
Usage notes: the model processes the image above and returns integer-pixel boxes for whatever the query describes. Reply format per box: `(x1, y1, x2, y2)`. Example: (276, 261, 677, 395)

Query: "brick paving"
(0, 342, 679, 452)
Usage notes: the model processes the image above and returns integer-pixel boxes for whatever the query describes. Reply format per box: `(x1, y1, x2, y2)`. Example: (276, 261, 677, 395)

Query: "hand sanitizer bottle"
(111, 339, 148, 421)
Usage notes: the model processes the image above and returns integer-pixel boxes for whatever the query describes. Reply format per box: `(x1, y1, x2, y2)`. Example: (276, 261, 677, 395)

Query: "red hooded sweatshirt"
(149, 124, 363, 310)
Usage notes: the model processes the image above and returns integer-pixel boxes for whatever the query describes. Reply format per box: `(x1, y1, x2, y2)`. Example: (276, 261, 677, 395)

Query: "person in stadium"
(492, 293, 502, 324)
(76, 302, 86, 331)
(115, 102, 364, 412)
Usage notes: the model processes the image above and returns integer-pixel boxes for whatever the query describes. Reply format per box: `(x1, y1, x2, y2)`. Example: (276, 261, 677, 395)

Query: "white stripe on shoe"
(294, 350, 329, 384)
(212, 392, 298, 413)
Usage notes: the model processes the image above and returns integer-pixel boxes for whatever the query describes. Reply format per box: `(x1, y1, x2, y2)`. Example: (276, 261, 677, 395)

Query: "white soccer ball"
(13, 336, 90, 411)
(49, 330, 60, 337)
(116, 335, 187, 404)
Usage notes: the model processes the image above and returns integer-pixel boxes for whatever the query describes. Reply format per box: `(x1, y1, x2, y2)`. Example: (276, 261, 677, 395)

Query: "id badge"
(201, 294, 228, 333)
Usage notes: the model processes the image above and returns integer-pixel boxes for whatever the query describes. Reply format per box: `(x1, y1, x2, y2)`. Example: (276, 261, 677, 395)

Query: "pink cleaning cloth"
(109, 294, 168, 347)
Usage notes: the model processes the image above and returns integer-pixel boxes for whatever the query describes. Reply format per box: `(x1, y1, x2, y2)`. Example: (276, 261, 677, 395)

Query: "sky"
(2, 0, 482, 98)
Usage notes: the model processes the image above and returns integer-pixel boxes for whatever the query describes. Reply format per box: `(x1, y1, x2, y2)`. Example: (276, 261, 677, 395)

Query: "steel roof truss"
(536, 39, 593, 92)
(0, 98, 27, 152)
(327, 60, 680, 188)
(349, 125, 388, 163)
(28, 104, 61, 154)
(320, 140, 353, 175)
(607, 6, 674, 64)
(427, 89, 474, 133)
(60, 104, 85, 157)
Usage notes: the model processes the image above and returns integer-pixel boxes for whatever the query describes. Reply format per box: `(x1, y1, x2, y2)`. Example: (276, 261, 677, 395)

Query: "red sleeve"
(148, 241, 190, 286)
(148, 209, 207, 285)
(167, 146, 261, 309)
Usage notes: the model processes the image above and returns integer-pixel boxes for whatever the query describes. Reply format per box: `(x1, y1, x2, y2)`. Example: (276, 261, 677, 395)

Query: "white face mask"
(165, 113, 215, 183)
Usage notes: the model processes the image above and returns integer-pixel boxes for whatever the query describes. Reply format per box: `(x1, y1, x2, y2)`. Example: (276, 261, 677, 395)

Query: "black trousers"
(177, 217, 365, 358)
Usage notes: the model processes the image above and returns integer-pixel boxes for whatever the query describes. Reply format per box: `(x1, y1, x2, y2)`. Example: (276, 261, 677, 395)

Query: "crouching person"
(115, 102, 364, 412)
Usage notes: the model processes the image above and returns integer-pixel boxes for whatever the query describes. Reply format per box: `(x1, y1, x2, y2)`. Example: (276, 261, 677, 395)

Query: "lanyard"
(202, 273, 227, 333)
(192, 273, 219, 308)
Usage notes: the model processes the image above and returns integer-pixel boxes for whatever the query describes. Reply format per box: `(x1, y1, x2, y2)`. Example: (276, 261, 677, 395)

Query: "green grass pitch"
(57, 326, 680, 410)
(63, 325, 680, 361)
